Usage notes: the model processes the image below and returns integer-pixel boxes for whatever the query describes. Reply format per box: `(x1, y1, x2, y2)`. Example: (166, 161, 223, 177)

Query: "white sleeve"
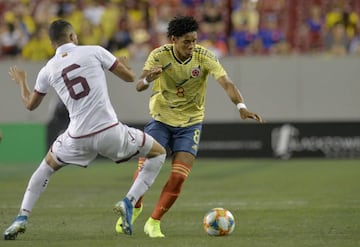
(34, 66, 50, 94)
(95, 46, 117, 70)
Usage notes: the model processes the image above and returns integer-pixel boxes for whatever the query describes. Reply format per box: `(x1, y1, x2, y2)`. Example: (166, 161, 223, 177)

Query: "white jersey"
(35, 43, 118, 138)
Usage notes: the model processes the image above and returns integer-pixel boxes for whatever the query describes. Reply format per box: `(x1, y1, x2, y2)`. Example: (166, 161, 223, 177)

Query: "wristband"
(143, 77, 149, 85)
(236, 103, 247, 110)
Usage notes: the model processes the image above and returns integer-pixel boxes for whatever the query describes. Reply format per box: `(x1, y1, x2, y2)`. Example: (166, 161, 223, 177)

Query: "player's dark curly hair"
(167, 16, 199, 38)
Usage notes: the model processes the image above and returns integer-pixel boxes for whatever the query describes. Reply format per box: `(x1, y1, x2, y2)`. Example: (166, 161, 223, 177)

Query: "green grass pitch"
(1, 158, 360, 247)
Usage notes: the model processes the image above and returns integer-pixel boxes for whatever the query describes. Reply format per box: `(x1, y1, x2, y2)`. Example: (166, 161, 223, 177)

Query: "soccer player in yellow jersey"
(115, 16, 263, 237)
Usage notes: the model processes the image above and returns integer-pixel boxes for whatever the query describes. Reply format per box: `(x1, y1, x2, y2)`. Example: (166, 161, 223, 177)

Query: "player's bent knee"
(147, 140, 166, 158)
(45, 152, 63, 171)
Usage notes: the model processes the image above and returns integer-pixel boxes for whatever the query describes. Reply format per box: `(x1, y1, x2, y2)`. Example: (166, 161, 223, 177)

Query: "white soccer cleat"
(115, 204, 143, 233)
(113, 198, 133, 235)
(3, 215, 28, 240)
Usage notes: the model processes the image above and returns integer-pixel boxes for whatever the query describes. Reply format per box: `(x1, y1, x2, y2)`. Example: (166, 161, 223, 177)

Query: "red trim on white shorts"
(141, 131, 146, 147)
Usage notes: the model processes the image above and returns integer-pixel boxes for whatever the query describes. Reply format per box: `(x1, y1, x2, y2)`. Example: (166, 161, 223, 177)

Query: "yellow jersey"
(144, 44, 227, 127)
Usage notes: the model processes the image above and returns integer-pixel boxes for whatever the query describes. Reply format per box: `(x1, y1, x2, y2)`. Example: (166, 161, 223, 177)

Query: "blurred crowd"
(0, 0, 359, 62)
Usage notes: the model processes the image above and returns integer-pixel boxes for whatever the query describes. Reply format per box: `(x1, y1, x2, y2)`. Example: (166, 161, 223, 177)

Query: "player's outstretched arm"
(217, 75, 264, 123)
(136, 66, 163, 92)
(111, 56, 135, 82)
(239, 108, 264, 123)
(9, 66, 44, 111)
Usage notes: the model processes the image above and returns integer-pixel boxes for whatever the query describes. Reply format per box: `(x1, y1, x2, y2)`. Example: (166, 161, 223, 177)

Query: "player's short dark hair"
(167, 16, 199, 38)
(48, 19, 74, 43)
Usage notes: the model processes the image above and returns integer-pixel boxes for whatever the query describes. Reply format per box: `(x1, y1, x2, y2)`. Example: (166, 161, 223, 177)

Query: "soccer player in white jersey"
(3, 19, 166, 240)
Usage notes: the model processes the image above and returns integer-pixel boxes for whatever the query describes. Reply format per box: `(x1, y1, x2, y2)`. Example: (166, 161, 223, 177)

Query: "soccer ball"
(203, 207, 235, 236)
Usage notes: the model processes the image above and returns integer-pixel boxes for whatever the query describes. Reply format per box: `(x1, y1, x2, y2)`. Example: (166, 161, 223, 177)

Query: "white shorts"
(50, 123, 153, 167)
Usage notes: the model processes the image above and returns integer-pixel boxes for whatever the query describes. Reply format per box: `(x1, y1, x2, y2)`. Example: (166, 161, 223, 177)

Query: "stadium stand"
(0, 0, 359, 60)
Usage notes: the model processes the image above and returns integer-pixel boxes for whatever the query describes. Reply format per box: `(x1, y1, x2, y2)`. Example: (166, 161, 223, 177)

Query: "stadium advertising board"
(199, 122, 360, 159)
(46, 122, 360, 159)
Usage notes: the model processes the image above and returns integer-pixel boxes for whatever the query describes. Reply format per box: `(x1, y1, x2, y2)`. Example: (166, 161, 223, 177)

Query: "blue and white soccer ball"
(203, 207, 235, 236)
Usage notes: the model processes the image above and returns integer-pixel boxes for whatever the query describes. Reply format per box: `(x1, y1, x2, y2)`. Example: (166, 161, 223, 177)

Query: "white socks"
(19, 160, 55, 216)
(126, 154, 166, 205)
(18, 154, 165, 215)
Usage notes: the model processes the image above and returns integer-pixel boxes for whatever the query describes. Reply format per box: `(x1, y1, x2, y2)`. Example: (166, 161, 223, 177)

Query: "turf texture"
(0, 158, 359, 247)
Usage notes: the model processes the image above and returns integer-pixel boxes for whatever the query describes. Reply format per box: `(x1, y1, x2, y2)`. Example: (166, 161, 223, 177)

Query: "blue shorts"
(144, 119, 202, 157)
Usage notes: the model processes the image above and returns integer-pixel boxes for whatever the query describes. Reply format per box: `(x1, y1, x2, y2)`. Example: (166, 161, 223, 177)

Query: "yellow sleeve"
(204, 53, 227, 80)
(143, 49, 160, 71)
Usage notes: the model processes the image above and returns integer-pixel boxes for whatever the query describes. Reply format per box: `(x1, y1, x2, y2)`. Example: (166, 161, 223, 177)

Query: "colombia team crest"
(190, 67, 201, 78)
